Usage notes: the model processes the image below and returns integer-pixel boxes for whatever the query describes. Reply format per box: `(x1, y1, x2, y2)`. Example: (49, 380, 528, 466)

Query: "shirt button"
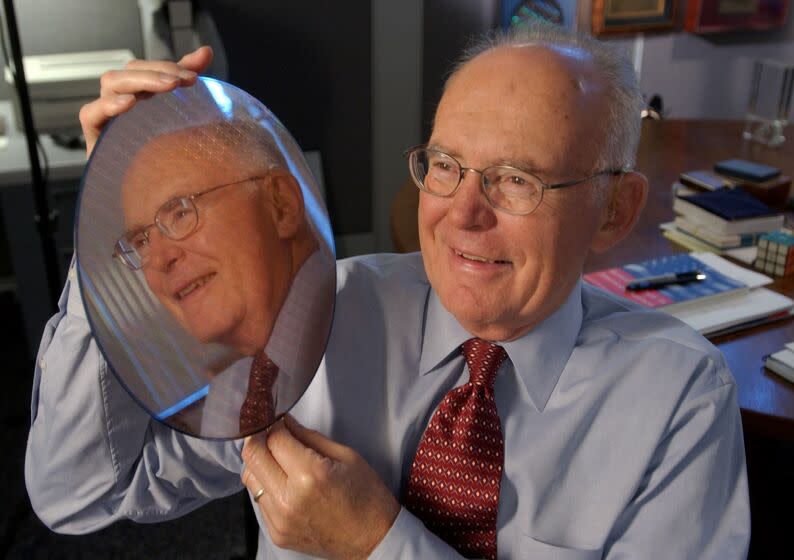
(68, 267, 77, 281)
(39, 357, 46, 371)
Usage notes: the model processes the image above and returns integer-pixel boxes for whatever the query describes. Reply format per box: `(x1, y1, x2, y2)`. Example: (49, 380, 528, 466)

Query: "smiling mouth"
(454, 249, 511, 265)
(176, 273, 216, 301)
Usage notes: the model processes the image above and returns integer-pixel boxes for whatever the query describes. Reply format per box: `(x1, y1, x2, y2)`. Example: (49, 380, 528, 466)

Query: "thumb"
(284, 415, 353, 462)
(178, 45, 214, 73)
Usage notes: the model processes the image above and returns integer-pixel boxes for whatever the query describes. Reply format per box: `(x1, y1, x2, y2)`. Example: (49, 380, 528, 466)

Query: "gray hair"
(445, 24, 643, 175)
(179, 118, 288, 173)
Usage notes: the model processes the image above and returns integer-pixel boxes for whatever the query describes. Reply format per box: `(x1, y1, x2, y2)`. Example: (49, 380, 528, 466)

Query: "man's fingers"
(98, 69, 187, 98)
(124, 60, 199, 83)
(81, 45, 212, 159)
(242, 433, 287, 494)
(283, 415, 354, 462)
(79, 95, 135, 156)
(265, 419, 332, 476)
(178, 45, 214, 73)
(241, 468, 264, 497)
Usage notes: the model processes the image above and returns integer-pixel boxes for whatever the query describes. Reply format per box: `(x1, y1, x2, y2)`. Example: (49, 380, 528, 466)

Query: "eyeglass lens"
(410, 148, 543, 214)
(118, 197, 199, 269)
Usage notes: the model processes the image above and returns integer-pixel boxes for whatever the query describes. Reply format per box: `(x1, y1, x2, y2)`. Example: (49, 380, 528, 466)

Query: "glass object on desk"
(743, 59, 794, 147)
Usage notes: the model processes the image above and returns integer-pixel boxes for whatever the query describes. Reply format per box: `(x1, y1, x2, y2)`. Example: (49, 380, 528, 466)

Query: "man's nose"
(145, 231, 185, 272)
(446, 169, 497, 229)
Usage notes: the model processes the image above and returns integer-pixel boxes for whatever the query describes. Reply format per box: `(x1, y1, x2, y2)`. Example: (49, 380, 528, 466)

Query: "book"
(661, 227, 726, 254)
(583, 253, 747, 313)
(764, 342, 794, 384)
(585, 252, 792, 335)
(714, 159, 780, 183)
(679, 170, 734, 191)
(734, 175, 791, 209)
(673, 189, 784, 235)
(673, 217, 760, 249)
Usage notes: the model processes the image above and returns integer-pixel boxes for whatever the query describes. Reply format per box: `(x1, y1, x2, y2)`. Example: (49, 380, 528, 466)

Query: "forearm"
(25, 266, 243, 533)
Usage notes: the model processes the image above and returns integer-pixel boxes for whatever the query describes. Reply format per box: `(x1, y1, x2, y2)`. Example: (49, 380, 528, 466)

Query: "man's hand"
(241, 416, 401, 560)
(79, 46, 214, 157)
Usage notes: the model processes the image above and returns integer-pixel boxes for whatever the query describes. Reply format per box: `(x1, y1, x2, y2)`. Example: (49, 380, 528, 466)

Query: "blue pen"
(626, 270, 707, 291)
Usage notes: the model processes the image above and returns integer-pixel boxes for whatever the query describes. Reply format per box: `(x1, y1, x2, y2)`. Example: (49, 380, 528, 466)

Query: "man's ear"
(265, 170, 305, 240)
(590, 171, 648, 253)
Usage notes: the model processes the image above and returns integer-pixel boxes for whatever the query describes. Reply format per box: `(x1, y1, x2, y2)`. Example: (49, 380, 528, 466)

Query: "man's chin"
(438, 291, 529, 341)
(181, 323, 226, 346)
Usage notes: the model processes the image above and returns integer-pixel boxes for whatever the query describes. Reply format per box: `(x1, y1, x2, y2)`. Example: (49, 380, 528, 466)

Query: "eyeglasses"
(405, 146, 624, 216)
(113, 176, 264, 270)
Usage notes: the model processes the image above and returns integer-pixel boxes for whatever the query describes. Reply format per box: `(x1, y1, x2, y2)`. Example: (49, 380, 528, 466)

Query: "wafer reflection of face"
(121, 126, 306, 356)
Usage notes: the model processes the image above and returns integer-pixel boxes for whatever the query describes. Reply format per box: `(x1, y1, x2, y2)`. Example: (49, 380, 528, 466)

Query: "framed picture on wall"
(590, 0, 679, 35)
(685, 0, 789, 33)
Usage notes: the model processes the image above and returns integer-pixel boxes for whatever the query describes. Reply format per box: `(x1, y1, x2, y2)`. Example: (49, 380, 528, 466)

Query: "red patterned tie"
(405, 338, 507, 560)
(239, 351, 279, 433)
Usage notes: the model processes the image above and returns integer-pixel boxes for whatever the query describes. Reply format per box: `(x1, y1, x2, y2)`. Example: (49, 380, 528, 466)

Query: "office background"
(1, 0, 793, 557)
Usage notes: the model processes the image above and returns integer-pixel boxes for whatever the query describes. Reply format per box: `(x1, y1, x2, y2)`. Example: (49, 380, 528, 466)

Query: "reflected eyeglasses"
(112, 176, 264, 270)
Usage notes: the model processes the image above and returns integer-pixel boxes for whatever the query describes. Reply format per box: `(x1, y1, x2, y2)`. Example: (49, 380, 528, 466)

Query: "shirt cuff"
(368, 507, 464, 560)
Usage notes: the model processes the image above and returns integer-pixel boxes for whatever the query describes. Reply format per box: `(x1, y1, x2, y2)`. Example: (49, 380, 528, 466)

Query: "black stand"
(2, 0, 61, 311)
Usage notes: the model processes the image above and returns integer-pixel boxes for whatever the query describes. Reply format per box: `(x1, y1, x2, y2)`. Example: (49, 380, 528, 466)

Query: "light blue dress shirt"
(26, 252, 750, 559)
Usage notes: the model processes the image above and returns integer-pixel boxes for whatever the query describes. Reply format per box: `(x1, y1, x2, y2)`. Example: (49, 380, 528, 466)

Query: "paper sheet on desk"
(724, 246, 758, 265)
(670, 288, 793, 335)
(662, 253, 792, 335)
(691, 252, 770, 288)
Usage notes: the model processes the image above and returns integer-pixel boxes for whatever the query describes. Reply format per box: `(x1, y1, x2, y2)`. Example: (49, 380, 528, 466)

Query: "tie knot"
(250, 350, 279, 382)
(461, 338, 507, 389)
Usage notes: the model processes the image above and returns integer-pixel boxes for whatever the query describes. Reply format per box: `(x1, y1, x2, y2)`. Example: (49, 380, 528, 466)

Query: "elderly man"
(113, 121, 331, 436)
(26, 25, 749, 559)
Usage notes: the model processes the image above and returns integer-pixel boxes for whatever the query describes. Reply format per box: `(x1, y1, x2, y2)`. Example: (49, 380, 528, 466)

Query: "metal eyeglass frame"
(404, 145, 625, 216)
(112, 175, 265, 270)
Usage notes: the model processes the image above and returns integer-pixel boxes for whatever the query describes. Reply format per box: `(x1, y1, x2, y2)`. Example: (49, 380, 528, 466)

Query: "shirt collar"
(419, 279, 584, 412)
(265, 249, 330, 375)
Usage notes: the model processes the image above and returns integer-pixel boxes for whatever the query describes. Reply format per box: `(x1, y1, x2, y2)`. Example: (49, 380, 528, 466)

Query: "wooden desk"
(390, 119, 794, 439)
(590, 120, 794, 439)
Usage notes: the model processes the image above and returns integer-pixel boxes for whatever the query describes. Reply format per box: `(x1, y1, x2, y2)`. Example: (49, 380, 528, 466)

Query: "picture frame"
(684, 0, 789, 33)
(590, 0, 679, 36)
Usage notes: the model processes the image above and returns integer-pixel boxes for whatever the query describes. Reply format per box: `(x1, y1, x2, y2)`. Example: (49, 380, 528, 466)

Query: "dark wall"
(421, 0, 499, 140)
(202, 1, 372, 235)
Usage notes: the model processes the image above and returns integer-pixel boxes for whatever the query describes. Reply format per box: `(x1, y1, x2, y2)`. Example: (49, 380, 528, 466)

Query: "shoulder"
(335, 252, 429, 305)
(336, 252, 427, 286)
(326, 252, 429, 351)
(576, 283, 734, 396)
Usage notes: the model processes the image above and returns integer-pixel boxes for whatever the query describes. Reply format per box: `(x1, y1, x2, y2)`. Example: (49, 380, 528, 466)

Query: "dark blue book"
(714, 159, 780, 183)
(679, 188, 777, 221)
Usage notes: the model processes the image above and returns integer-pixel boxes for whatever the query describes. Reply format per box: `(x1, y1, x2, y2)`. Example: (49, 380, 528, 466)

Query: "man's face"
(419, 45, 613, 341)
(121, 136, 293, 355)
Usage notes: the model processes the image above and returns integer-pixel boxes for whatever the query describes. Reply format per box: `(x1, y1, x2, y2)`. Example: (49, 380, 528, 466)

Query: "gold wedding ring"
(252, 488, 265, 502)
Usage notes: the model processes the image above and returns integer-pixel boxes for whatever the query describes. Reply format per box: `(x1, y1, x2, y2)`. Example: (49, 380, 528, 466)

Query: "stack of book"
(584, 252, 794, 337)
(661, 187, 785, 253)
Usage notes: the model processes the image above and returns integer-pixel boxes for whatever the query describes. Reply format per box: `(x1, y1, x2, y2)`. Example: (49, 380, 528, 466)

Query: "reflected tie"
(404, 338, 507, 560)
(239, 350, 279, 433)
